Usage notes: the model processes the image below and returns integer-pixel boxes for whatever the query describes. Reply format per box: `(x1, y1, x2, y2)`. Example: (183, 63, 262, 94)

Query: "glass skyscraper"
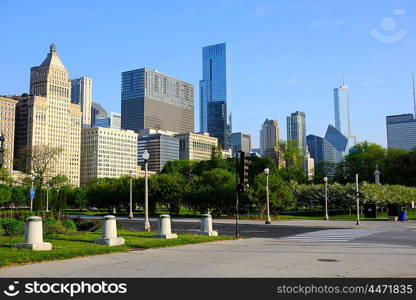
(121, 68, 194, 134)
(334, 84, 356, 151)
(287, 111, 307, 154)
(199, 43, 231, 150)
(334, 85, 350, 136)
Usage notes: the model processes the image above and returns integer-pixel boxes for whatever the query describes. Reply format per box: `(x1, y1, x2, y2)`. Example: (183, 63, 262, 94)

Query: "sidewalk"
(1, 238, 416, 277)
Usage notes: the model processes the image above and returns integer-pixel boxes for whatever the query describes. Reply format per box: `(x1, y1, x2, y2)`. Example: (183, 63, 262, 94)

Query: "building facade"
(260, 119, 280, 158)
(306, 134, 343, 165)
(15, 44, 82, 185)
(386, 114, 416, 151)
(334, 84, 356, 151)
(71, 77, 92, 128)
(334, 85, 350, 136)
(199, 43, 231, 150)
(80, 127, 137, 186)
(231, 132, 251, 156)
(121, 68, 194, 134)
(287, 111, 307, 154)
(176, 132, 218, 161)
(91, 102, 108, 126)
(0, 97, 17, 171)
(94, 112, 121, 129)
(137, 133, 179, 173)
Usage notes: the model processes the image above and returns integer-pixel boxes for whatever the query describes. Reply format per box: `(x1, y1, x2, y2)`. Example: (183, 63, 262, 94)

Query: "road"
(2, 218, 416, 277)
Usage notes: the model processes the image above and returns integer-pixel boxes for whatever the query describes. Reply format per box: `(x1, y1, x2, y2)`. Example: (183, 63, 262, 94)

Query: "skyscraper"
(334, 85, 350, 136)
(0, 97, 17, 172)
(386, 114, 416, 151)
(334, 83, 356, 150)
(232, 132, 251, 156)
(260, 119, 280, 158)
(15, 44, 81, 185)
(199, 43, 231, 150)
(71, 77, 92, 128)
(94, 112, 121, 129)
(121, 68, 194, 134)
(91, 101, 108, 126)
(287, 111, 307, 154)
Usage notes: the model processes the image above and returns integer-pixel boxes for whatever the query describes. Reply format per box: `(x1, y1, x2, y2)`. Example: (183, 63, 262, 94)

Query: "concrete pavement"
(1, 237, 416, 277)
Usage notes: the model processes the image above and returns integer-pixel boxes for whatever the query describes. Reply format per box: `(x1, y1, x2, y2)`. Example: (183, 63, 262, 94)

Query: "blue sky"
(1, 0, 415, 147)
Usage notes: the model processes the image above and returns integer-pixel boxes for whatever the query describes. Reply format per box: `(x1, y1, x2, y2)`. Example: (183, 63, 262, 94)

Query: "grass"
(0, 230, 234, 268)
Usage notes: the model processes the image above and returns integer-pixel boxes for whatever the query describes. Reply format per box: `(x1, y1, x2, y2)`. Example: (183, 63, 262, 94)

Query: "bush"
(0, 218, 25, 236)
(73, 218, 100, 232)
(0, 224, 5, 236)
(43, 217, 67, 234)
(61, 219, 76, 232)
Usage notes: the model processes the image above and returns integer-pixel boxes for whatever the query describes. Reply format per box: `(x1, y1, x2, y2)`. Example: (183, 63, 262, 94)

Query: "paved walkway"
(2, 236, 416, 278)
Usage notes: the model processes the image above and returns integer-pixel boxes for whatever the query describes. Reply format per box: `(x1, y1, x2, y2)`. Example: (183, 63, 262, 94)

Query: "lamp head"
(142, 149, 149, 161)
(324, 176, 328, 183)
(264, 168, 270, 175)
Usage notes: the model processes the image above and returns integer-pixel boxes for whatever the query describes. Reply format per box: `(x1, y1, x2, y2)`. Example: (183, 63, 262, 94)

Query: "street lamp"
(128, 170, 134, 219)
(355, 174, 360, 225)
(46, 183, 49, 212)
(264, 168, 271, 224)
(142, 149, 150, 232)
(374, 165, 381, 185)
(30, 175, 34, 211)
(324, 176, 329, 220)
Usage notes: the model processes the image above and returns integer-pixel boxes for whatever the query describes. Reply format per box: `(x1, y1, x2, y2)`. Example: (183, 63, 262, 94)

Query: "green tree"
(249, 173, 294, 217)
(189, 168, 235, 215)
(153, 173, 187, 214)
(0, 184, 12, 207)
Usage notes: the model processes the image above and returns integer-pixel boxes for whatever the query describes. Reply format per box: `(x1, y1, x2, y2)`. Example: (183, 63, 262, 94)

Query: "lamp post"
(128, 170, 134, 219)
(374, 165, 381, 185)
(356, 174, 360, 225)
(142, 150, 150, 232)
(264, 168, 271, 224)
(324, 176, 329, 220)
(30, 175, 34, 211)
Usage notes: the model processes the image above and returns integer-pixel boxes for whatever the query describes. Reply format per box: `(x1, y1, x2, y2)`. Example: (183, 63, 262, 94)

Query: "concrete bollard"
(152, 215, 177, 239)
(94, 215, 125, 246)
(15, 216, 52, 251)
(199, 214, 218, 236)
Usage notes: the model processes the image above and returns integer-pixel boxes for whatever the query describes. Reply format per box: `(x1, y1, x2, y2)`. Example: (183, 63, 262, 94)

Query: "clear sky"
(1, 0, 415, 148)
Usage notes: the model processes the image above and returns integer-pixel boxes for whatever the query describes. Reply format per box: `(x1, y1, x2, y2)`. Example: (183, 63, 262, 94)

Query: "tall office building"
(121, 68, 194, 134)
(386, 114, 416, 151)
(175, 132, 218, 161)
(137, 133, 179, 173)
(287, 111, 307, 154)
(232, 132, 251, 156)
(260, 119, 280, 158)
(306, 134, 343, 165)
(80, 127, 137, 186)
(71, 77, 92, 128)
(15, 44, 81, 185)
(91, 101, 108, 126)
(199, 43, 231, 150)
(334, 84, 356, 150)
(94, 112, 121, 129)
(334, 85, 350, 136)
(0, 97, 18, 172)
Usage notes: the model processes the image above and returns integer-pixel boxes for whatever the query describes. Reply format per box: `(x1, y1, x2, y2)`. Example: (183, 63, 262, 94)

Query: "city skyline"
(1, 0, 416, 148)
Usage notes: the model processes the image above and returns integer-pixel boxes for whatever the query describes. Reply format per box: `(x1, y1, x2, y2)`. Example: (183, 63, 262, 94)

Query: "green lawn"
(0, 230, 234, 268)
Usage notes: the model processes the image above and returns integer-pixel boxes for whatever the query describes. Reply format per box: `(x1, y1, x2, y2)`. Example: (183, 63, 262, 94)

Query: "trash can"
(387, 204, 399, 217)
(399, 211, 406, 221)
(364, 203, 377, 218)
